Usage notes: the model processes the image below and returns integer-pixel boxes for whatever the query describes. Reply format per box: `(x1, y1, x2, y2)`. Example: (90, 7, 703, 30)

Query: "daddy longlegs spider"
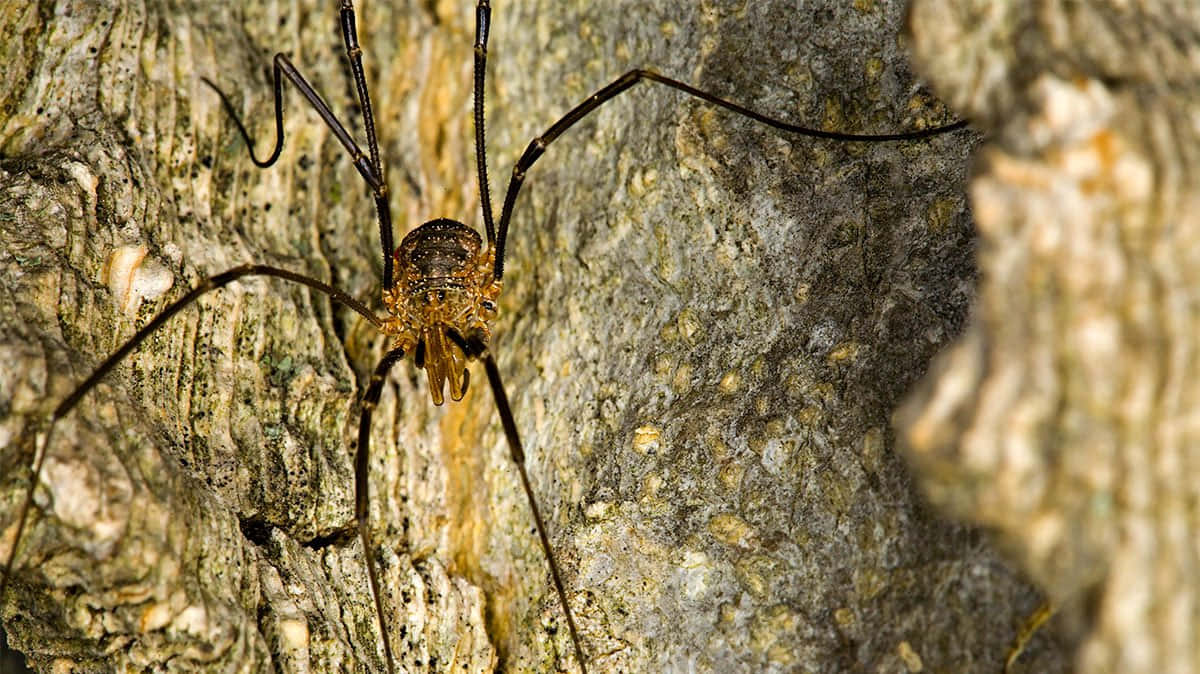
(0, 0, 1051, 671)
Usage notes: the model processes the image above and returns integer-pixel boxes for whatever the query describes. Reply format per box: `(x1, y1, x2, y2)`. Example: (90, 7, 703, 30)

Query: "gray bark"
(900, 2, 1200, 673)
(0, 0, 1061, 672)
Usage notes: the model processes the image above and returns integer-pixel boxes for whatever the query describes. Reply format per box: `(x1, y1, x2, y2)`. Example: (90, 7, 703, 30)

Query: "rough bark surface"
(0, 0, 1063, 672)
(901, 2, 1200, 673)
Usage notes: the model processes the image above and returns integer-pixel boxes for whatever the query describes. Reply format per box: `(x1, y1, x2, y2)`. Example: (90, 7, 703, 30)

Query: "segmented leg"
(490, 68, 969, 278)
(355, 347, 407, 674)
(0, 266, 381, 601)
(445, 328, 590, 674)
(472, 0, 497, 247)
(336, 0, 395, 288)
(201, 50, 397, 289)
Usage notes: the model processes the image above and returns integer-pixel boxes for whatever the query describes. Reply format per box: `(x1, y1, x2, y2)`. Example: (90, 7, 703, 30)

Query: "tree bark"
(0, 0, 1063, 672)
(900, 2, 1200, 672)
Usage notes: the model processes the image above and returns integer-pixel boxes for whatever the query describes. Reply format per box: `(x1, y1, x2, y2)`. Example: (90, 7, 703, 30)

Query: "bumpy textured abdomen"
(394, 218, 482, 285)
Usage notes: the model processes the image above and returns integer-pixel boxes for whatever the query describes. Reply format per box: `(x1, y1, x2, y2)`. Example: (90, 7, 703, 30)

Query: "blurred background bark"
(901, 2, 1200, 672)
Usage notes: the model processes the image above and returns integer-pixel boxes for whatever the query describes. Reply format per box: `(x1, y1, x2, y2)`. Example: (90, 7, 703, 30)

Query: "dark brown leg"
(490, 68, 969, 279)
(0, 265, 382, 603)
(355, 347, 407, 674)
(446, 328, 590, 674)
(336, 0, 395, 288)
(201, 50, 397, 289)
(472, 0, 497, 248)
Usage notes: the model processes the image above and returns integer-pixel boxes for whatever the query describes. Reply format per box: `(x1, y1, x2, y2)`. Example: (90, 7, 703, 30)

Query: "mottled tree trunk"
(0, 0, 1065, 672)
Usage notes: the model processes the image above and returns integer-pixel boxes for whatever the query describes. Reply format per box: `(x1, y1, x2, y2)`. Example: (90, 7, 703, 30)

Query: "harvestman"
(0, 0, 968, 671)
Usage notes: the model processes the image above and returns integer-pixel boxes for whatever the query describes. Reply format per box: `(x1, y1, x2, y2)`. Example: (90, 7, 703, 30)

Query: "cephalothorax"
(0, 0, 969, 672)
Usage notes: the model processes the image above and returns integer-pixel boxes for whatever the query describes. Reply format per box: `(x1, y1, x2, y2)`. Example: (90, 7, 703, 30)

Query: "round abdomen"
(394, 218, 483, 285)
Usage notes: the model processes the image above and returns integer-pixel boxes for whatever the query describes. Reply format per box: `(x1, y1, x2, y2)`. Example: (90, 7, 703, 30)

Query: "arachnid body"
(0, 0, 1064, 672)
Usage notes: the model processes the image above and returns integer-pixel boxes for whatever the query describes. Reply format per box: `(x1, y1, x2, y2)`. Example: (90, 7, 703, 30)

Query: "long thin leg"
(336, 0, 396, 283)
(355, 347, 407, 674)
(202, 52, 397, 289)
(445, 329, 589, 674)
(490, 68, 970, 279)
(0, 265, 384, 602)
(337, 0, 383, 184)
(472, 0, 497, 248)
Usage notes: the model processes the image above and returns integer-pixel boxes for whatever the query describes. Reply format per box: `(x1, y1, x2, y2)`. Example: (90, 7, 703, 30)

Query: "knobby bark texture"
(0, 0, 1064, 672)
(900, 2, 1200, 673)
